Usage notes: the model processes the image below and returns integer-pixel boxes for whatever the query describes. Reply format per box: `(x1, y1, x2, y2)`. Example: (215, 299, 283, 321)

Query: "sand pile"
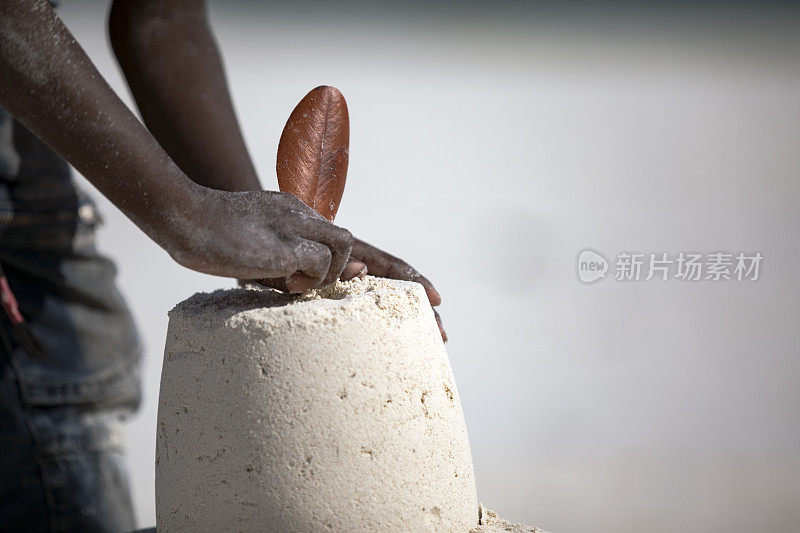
(156, 276, 479, 531)
(471, 506, 550, 533)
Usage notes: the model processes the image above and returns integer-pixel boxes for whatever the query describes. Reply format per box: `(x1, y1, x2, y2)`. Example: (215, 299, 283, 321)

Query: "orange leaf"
(276, 86, 349, 222)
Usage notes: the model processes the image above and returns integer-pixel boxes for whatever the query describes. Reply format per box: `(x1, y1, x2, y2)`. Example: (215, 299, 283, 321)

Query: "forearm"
(109, 0, 260, 192)
(0, 0, 198, 252)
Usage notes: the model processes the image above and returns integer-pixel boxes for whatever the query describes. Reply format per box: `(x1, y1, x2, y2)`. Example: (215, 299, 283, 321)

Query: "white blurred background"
(55, 1, 800, 531)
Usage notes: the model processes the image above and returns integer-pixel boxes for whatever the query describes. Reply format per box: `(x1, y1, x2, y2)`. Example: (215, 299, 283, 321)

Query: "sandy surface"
(157, 276, 477, 532)
(472, 506, 550, 533)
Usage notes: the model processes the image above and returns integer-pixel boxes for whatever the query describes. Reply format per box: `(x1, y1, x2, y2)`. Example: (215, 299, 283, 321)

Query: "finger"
(410, 272, 441, 307)
(256, 239, 331, 294)
(292, 238, 331, 285)
(297, 218, 353, 285)
(433, 308, 447, 343)
(258, 261, 365, 293)
(255, 273, 318, 294)
(286, 272, 319, 293)
(383, 260, 441, 306)
(341, 259, 367, 281)
(350, 238, 441, 306)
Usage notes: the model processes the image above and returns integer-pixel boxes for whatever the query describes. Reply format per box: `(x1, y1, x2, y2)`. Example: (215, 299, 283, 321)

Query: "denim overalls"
(0, 102, 142, 532)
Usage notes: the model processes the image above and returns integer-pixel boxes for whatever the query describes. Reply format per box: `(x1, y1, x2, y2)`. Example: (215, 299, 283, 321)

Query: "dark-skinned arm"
(108, 0, 259, 193)
(106, 0, 446, 339)
(0, 0, 352, 291)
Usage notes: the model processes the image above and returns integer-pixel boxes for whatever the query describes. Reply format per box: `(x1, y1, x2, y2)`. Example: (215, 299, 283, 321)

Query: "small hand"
(350, 238, 446, 343)
(167, 188, 353, 291)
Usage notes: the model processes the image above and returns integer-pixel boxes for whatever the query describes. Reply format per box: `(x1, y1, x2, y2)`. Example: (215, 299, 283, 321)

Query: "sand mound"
(472, 505, 550, 533)
(156, 276, 478, 532)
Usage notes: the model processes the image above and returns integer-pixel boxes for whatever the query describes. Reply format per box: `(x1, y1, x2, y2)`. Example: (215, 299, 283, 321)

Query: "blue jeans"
(0, 107, 142, 532)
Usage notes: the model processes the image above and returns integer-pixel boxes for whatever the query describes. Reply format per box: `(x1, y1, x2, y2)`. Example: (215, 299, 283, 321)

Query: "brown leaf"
(276, 86, 349, 222)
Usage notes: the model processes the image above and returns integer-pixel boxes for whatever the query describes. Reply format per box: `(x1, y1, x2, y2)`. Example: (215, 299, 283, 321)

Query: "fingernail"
(285, 274, 303, 293)
(286, 273, 315, 293)
(341, 260, 367, 281)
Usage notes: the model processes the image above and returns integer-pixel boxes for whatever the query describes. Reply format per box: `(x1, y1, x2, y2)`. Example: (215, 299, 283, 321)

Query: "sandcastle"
(157, 276, 478, 531)
(156, 277, 545, 532)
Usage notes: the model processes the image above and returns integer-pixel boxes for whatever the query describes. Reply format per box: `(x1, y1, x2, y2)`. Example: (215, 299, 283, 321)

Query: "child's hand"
(166, 188, 353, 291)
